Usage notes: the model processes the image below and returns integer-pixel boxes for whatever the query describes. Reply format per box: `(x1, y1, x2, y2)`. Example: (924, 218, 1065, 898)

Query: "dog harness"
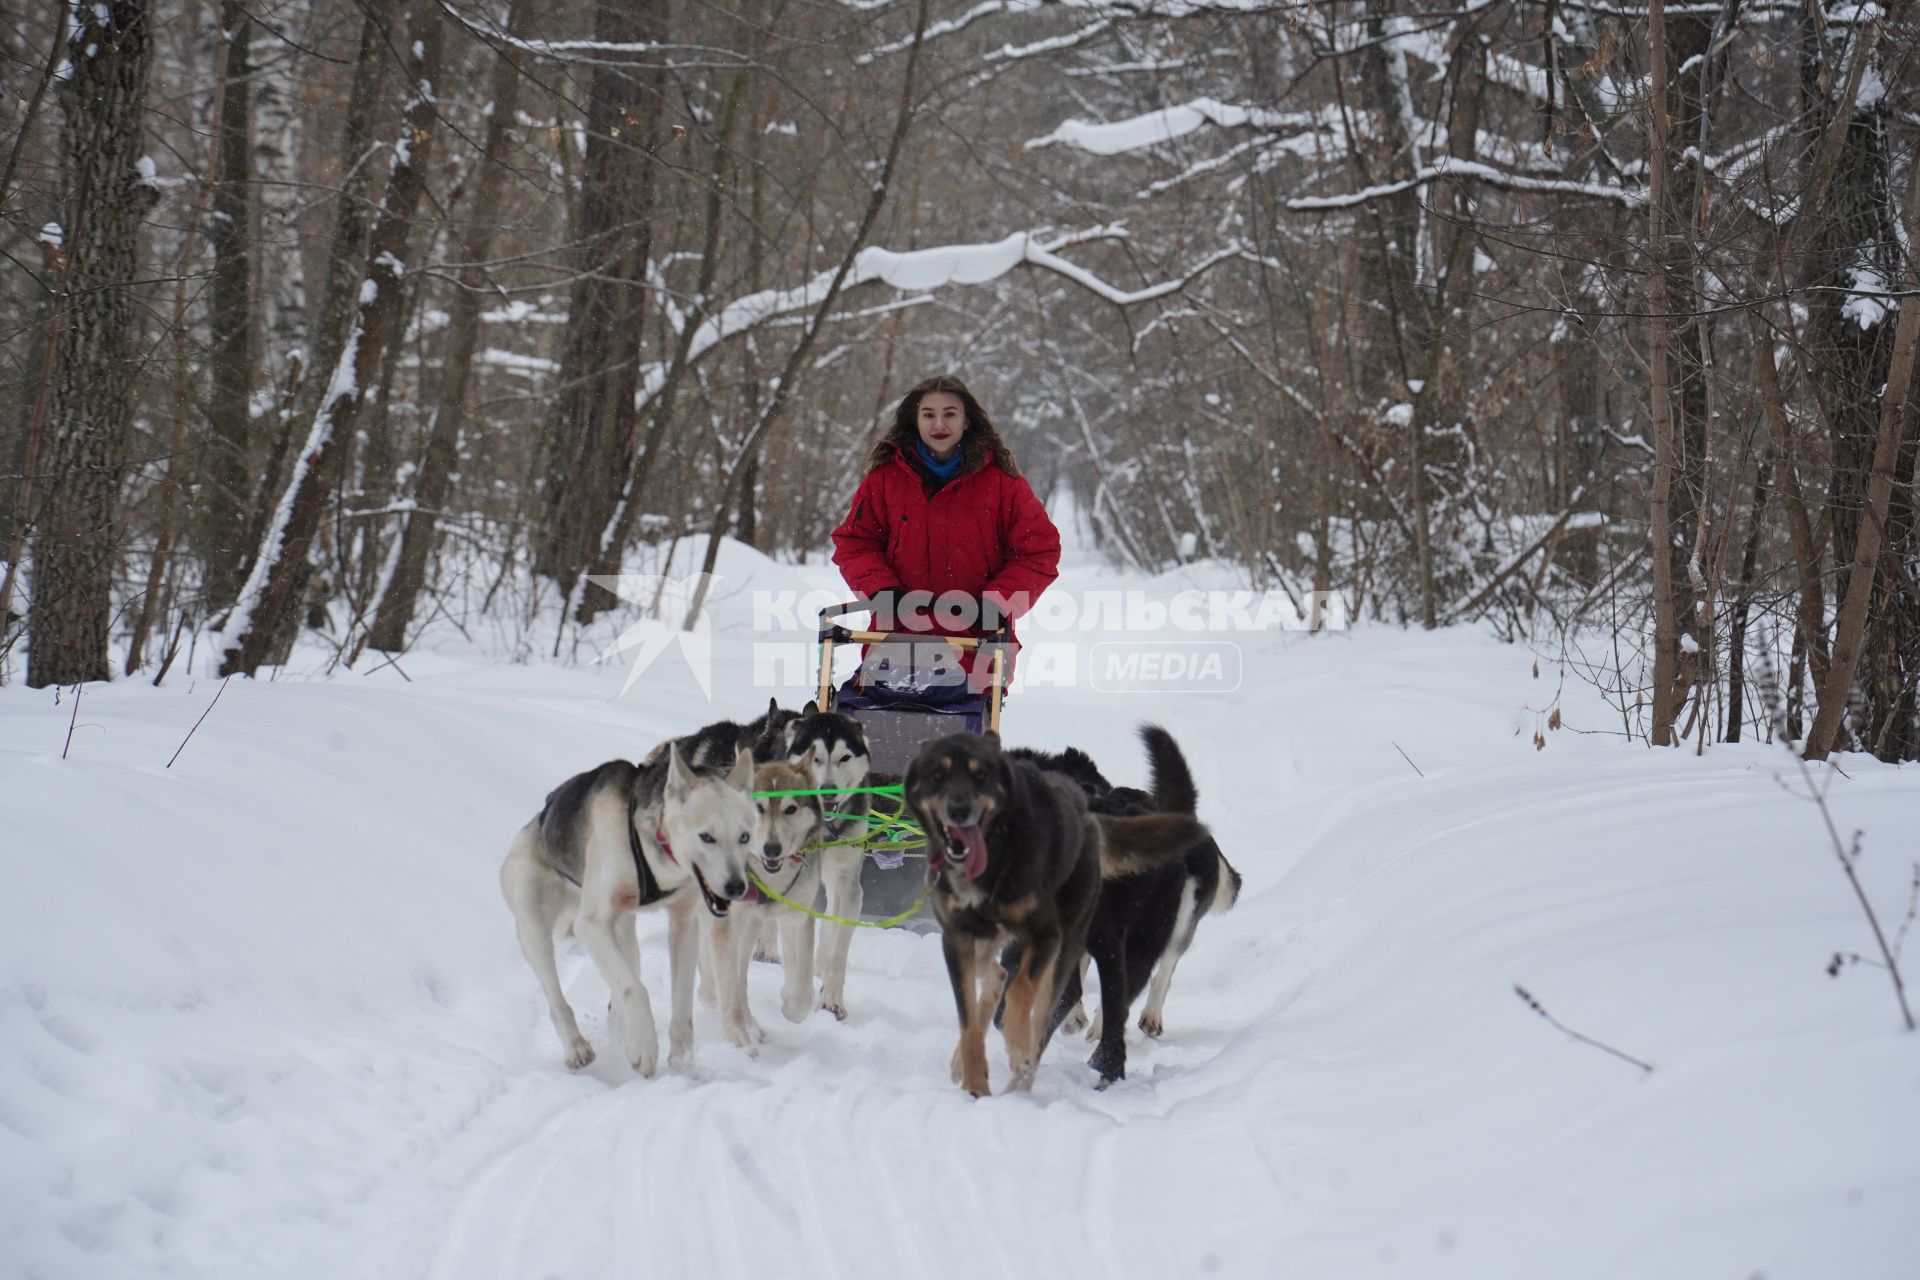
(624, 800, 672, 907)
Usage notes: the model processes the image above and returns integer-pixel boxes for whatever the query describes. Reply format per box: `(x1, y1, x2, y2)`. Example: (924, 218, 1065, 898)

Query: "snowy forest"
(0, 0, 1916, 759)
(6, 4, 1920, 1275)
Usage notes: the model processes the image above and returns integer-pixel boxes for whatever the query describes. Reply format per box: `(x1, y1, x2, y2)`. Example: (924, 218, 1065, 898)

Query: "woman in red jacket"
(831, 374, 1061, 690)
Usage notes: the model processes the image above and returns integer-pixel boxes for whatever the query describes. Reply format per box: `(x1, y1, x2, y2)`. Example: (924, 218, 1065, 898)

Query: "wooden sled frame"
(814, 599, 1009, 734)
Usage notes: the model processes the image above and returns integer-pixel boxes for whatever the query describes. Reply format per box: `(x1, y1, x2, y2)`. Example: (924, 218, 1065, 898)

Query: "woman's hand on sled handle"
(976, 594, 1011, 638)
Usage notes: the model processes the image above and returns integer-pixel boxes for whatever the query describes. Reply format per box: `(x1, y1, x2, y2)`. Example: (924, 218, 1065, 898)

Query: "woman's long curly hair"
(862, 374, 1021, 478)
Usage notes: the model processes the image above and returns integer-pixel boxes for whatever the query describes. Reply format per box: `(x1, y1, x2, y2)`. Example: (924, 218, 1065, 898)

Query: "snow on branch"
(1028, 97, 1558, 197)
(635, 228, 1234, 411)
(1558, 0, 1830, 16)
(1287, 158, 1643, 212)
(861, 4, 1113, 68)
(439, 2, 745, 64)
(1028, 98, 1326, 155)
(858, 0, 1036, 63)
(859, 0, 1290, 64)
(985, 15, 1118, 63)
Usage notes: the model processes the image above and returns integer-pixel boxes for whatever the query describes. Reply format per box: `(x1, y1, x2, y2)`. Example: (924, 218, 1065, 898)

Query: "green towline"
(749, 782, 927, 855)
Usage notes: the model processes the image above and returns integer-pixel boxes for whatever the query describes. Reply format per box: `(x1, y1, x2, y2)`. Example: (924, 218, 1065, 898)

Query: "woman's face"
(916, 391, 967, 458)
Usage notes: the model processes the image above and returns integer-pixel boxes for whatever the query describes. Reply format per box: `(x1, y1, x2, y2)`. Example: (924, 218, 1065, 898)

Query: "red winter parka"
(830, 441, 1061, 678)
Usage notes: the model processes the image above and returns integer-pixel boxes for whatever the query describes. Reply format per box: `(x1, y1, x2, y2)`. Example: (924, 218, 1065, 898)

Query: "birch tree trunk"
(1645, 0, 1685, 745)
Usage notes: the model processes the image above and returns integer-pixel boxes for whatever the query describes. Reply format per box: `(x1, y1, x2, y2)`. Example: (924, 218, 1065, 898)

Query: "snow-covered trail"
(3, 543, 1917, 1279)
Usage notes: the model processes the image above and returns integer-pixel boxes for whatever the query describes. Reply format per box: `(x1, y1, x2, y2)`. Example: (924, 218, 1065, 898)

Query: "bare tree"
(26, 0, 155, 687)
(197, 0, 259, 613)
(531, 0, 665, 596)
(1805, 159, 1920, 762)
(364, 0, 533, 654)
(218, 3, 445, 676)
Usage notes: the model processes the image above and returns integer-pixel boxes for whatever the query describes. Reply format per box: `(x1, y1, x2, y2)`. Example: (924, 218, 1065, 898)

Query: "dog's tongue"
(949, 824, 987, 880)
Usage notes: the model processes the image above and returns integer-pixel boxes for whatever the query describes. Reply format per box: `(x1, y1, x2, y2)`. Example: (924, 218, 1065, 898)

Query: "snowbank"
(2, 541, 1916, 1278)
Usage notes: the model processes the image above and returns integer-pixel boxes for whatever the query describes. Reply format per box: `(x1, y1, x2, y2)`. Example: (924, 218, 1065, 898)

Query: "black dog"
(904, 731, 1204, 1095)
(1010, 725, 1241, 1085)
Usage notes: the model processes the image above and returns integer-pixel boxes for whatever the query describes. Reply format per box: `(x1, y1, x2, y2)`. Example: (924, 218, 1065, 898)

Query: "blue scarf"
(915, 441, 964, 481)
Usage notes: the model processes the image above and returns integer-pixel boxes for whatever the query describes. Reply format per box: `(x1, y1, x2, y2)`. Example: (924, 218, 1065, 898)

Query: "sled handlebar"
(814, 600, 1009, 733)
(814, 600, 1012, 649)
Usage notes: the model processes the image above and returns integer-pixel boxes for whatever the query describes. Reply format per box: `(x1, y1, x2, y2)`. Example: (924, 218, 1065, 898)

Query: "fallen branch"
(61, 683, 82, 760)
(167, 676, 231, 770)
(1788, 758, 1916, 1031)
(1390, 741, 1424, 777)
(1513, 984, 1655, 1074)
(1443, 488, 1591, 624)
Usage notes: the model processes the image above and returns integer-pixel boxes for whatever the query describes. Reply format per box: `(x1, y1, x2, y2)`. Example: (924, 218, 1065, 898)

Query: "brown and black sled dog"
(903, 731, 1205, 1096)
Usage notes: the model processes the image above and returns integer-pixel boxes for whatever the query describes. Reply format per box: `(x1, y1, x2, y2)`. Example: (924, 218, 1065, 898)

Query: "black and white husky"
(500, 741, 761, 1075)
(672, 697, 802, 774)
(781, 706, 875, 1020)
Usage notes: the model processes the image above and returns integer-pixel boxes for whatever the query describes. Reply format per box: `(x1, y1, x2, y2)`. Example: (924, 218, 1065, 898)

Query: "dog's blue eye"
(737, 831, 750, 844)
(700, 833, 716, 845)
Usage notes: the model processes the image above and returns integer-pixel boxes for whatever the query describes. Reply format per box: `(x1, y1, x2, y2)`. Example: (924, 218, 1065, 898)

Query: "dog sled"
(812, 600, 1010, 926)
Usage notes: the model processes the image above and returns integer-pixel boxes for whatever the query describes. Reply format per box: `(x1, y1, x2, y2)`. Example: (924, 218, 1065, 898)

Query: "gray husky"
(501, 742, 761, 1074)
(704, 755, 826, 1052)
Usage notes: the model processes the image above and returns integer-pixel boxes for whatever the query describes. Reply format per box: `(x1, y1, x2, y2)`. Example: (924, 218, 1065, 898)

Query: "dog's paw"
(753, 940, 781, 964)
(1060, 1006, 1089, 1037)
(725, 1023, 760, 1057)
(627, 1037, 660, 1078)
(1137, 1012, 1163, 1038)
(668, 1041, 694, 1073)
(1006, 1063, 1036, 1094)
(781, 993, 811, 1024)
(819, 995, 848, 1022)
(564, 1037, 596, 1070)
(1089, 1045, 1125, 1084)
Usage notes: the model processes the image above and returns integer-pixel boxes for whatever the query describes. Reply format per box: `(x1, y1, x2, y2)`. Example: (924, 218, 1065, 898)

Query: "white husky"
(501, 744, 761, 1075)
